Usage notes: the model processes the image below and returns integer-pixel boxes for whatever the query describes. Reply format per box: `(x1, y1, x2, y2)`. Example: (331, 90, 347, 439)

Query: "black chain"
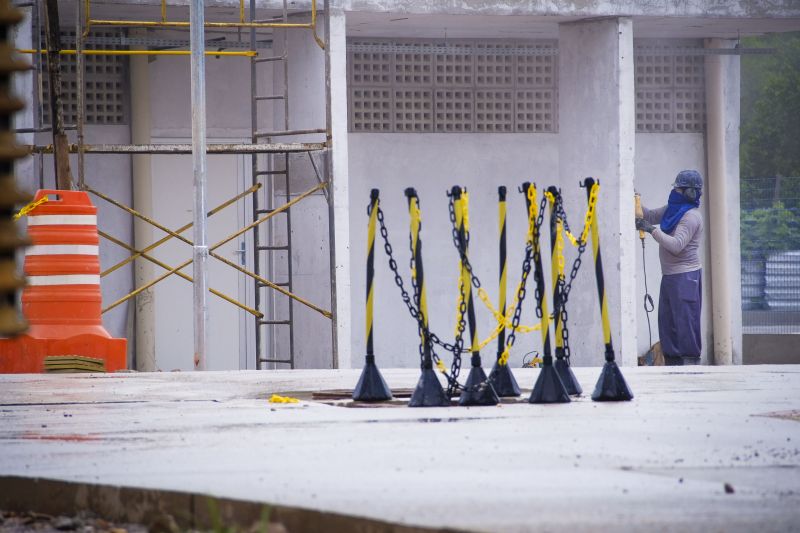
(531, 196, 548, 320)
(447, 194, 481, 289)
(445, 194, 469, 396)
(501, 189, 546, 357)
(552, 192, 588, 362)
(376, 207, 464, 395)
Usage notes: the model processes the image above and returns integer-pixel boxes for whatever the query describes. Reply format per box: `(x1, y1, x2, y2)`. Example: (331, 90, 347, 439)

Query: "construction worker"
(635, 170, 704, 366)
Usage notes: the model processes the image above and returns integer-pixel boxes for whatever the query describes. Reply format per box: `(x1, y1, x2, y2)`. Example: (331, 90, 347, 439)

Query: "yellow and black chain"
(553, 189, 591, 362)
(406, 202, 466, 395)
(531, 195, 547, 322)
(498, 187, 547, 366)
(376, 206, 464, 394)
(447, 193, 481, 290)
(559, 183, 599, 249)
(445, 192, 470, 395)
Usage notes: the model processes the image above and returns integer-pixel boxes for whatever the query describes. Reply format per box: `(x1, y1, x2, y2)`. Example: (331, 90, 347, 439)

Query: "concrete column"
(328, 10, 352, 369)
(558, 17, 636, 366)
(130, 29, 156, 371)
(704, 39, 741, 365)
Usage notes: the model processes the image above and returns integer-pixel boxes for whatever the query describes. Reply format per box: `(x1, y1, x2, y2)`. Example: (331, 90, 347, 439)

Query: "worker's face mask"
(673, 187, 701, 204)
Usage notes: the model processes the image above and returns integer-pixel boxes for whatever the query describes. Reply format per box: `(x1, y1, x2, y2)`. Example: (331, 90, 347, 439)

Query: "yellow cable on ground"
(268, 394, 300, 404)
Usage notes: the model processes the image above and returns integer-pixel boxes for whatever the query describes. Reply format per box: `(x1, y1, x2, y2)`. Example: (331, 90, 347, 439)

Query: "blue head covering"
(660, 170, 702, 233)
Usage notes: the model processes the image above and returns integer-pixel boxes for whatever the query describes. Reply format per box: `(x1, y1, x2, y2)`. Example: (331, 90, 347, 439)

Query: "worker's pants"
(658, 269, 702, 360)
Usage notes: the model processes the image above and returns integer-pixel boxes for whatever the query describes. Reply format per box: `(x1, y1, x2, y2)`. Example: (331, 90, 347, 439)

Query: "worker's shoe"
(682, 356, 701, 365)
(664, 354, 684, 366)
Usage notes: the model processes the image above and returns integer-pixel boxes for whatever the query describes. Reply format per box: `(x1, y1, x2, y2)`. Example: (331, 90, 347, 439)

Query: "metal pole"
(190, 0, 208, 370)
(323, 0, 337, 368)
(75, 0, 85, 189)
(43, 0, 73, 189)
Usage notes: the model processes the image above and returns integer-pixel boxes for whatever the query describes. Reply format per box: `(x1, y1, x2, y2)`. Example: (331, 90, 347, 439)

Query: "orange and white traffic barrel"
(0, 190, 126, 373)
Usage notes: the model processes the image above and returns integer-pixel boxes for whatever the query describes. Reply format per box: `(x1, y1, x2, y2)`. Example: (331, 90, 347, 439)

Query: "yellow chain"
(564, 182, 599, 247)
(13, 196, 48, 221)
(436, 359, 448, 374)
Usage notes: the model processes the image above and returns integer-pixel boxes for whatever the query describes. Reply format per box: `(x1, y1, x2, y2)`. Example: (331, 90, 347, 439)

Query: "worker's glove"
(636, 218, 655, 234)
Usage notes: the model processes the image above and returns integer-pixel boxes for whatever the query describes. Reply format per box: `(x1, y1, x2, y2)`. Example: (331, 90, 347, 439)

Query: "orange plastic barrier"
(0, 190, 127, 373)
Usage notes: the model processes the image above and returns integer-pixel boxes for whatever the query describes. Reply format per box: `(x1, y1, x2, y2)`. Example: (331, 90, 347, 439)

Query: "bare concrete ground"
(0, 366, 799, 532)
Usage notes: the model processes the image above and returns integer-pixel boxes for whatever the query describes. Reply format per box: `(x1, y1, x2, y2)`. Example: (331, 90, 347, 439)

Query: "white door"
(149, 143, 250, 371)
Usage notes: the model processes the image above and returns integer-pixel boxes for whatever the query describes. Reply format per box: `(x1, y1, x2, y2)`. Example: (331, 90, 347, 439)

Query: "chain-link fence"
(741, 176, 800, 334)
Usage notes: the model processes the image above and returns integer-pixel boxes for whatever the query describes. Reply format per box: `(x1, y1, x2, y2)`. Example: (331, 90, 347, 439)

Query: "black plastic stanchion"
(554, 357, 582, 396)
(463, 355, 500, 405)
(451, 186, 498, 406)
(582, 177, 633, 402)
(489, 186, 522, 397)
(526, 182, 570, 404)
(406, 188, 450, 408)
(547, 186, 583, 396)
(353, 189, 393, 402)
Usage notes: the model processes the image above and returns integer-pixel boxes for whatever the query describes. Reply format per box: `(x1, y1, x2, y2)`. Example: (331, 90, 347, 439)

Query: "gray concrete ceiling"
(346, 12, 800, 39)
(48, 1, 800, 39)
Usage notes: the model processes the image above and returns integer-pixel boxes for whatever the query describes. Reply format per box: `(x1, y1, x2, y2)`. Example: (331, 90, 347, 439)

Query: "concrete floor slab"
(1, 366, 799, 532)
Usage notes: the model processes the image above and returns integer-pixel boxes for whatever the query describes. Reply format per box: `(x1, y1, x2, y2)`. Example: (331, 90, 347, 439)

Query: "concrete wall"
(347, 135, 710, 369)
(272, 23, 336, 369)
(349, 133, 559, 369)
(743, 335, 800, 364)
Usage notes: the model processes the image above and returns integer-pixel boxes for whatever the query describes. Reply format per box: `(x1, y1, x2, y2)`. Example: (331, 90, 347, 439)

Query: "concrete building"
(12, 1, 800, 372)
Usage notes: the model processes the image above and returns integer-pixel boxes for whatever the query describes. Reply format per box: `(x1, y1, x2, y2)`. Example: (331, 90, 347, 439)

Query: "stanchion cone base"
(529, 364, 571, 404)
(488, 360, 521, 397)
(591, 361, 634, 402)
(554, 357, 583, 396)
(408, 368, 450, 407)
(352, 357, 393, 402)
(459, 366, 499, 406)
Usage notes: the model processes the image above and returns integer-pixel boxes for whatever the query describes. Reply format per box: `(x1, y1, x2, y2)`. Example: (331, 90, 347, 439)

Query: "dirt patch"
(0, 510, 147, 533)
(753, 410, 800, 422)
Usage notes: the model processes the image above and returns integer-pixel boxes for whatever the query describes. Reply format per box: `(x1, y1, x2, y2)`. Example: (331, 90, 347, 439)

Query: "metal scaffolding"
(18, 0, 334, 370)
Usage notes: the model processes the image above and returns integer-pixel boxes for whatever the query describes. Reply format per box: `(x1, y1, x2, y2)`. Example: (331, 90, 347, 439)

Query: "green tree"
(740, 203, 800, 258)
(740, 33, 800, 180)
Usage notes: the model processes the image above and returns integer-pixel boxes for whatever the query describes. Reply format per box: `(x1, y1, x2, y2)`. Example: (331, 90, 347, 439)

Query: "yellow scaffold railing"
(83, 0, 326, 49)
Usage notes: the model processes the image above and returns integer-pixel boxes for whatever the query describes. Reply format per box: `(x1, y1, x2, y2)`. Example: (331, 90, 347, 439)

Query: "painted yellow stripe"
(367, 206, 377, 258)
(499, 262, 507, 311)
(498, 199, 507, 312)
(366, 283, 374, 342)
(590, 202, 612, 345)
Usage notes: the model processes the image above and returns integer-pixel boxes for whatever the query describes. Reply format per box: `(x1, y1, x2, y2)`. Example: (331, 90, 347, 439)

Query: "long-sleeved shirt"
(642, 205, 703, 275)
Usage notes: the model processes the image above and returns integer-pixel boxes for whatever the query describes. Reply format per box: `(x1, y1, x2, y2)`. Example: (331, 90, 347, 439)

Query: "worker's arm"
(642, 205, 666, 224)
(651, 211, 701, 255)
